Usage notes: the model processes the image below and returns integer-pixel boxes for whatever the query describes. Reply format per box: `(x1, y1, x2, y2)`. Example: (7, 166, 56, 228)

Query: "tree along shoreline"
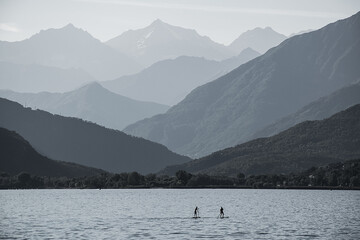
(1, 184, 359, 191)
(1, 159, 359, 190)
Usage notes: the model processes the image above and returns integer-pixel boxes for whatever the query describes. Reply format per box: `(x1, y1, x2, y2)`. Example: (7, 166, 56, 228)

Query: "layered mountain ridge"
(161, 104, 360, 176)
(0, 82, 169, 130)
(0, 127, 106, 177)
(106, 19, 234, 66)
(229, 26, 287, 54)
(0, 98, 190, 174)
(102, 48, 260, 106)
(252, 82, 360, 139)
(124, 11, 360, 158)
(0, 24, 143, 80)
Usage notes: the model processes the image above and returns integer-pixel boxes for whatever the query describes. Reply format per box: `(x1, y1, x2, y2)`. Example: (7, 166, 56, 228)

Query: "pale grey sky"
(0, 0, 359, 45)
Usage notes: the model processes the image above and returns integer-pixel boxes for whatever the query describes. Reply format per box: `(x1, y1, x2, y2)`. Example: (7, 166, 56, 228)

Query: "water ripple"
(1, 189, 359, 239)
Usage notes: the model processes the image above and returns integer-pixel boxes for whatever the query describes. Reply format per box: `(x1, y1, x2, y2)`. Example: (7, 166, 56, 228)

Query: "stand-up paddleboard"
(192, 216, 201, 219)
(220, 216, 229, 219)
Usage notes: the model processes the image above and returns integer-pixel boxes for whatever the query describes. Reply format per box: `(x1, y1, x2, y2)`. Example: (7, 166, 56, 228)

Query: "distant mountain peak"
(49, 23, 84, 33)
(58, 24, 89, 35)
(151, 19, 166, 26)
(240, 47, 259, 55)
(32, 23, 91, 42)
(63, 23, 76, 29)
(229, 26, 287, 54)
(106, 19, 233, 66)
(148, 19, 178, 33)
(75, 81, 106, 93)
(242, 26, 280, 36)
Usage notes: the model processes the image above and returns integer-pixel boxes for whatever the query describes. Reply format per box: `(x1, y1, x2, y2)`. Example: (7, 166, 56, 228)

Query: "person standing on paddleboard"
(220, 207, 224, 218)
(194, 206, 199, 218)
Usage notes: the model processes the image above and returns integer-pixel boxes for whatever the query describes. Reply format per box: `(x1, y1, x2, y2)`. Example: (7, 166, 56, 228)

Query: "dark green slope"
(0, 98, 190, 174)
(161, 104, 360, 176)
(0, 127, 105, 177)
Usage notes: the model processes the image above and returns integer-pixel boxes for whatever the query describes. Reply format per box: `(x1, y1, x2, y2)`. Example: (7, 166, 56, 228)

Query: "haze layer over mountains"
(102, 48, 260, 106)
(1, 13, 359, 177)
(108, 19, 228, 67)
(0, 24, 142, 81)
(125, 12, 360, 158)
(0, 19, 282, 129)
(0, 20, 281, 106)
(0, 61, 95, 93)
(0, 82, 169, 131)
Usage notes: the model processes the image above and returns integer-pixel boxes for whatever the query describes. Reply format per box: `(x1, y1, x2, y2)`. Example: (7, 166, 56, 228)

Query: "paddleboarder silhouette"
(220, 207, 224, 218)
(194, 206, 199, 218)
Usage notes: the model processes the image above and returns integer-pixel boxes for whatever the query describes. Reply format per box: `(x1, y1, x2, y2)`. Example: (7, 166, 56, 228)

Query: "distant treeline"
(1, 159, 359, 190)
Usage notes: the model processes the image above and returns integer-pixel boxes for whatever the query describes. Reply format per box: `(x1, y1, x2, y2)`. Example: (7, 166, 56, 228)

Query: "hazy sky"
(0, 0, 359, 45)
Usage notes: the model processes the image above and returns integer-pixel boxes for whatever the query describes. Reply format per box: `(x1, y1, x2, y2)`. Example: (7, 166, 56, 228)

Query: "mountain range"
(102, 48, 260, 106)
(0, 98, 190, 174)
(1, 15, 358, 179)
(106, 19, 234, 67)
(0, 24, 142, 81)
(106, 20, 286, 67)
(0, 21, 286, 95)
(0, 127, 105, 177)
(252, 82, 360, 139)
(124, 11, 360, 158)
(161, 104, 360, 176)
(228, 27, 287, 54)
(0, 82, 169, 130)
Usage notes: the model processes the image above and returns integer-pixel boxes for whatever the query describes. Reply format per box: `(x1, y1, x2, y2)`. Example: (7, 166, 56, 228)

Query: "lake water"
(1, 189, 359, 239)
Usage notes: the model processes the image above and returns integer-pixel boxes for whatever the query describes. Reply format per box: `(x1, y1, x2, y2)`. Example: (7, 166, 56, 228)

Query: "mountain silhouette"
(102, 48, 259, 106)
(124, 12, 360, 158)
(0, 98, 190, 174)
(219, 47, 261, 72)
(0, 24, 143, 80)
(161, 104, 360, 176)
(106, 19, 234, 66)
(229, 27, 287, 54)
(253, 82, 360, 139)
(0, 82, 169, 130)
(0, 127, 106, 177)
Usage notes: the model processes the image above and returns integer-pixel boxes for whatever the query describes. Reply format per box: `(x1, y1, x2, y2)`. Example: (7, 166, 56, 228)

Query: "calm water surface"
(1, 189, 359, 239)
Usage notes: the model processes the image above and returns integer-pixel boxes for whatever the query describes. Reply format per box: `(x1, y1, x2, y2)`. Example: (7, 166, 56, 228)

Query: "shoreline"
(1, 186, 359, 191)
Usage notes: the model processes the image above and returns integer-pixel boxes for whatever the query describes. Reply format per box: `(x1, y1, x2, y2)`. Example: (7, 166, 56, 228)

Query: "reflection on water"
(1, 189, 359, 239)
